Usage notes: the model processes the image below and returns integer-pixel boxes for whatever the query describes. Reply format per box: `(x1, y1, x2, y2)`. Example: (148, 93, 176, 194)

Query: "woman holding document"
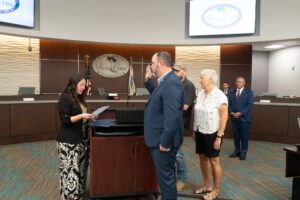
(57, 74, 95, 200)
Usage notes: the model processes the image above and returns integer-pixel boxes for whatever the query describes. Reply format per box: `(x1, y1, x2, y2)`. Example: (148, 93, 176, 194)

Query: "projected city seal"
(0, 0, 20, 14)
(202, 4, 242, 28)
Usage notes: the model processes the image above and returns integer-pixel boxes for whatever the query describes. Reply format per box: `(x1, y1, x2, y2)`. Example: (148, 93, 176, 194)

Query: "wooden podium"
(283, 147, 300, 200)
(88, 116, 158, 199)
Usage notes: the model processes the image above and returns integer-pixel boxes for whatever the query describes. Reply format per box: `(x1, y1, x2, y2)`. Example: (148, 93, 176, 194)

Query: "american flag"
(85, 55, 92, 96)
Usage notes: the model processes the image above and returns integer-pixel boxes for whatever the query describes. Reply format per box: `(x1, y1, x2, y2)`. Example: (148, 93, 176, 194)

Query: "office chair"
(98, 87, 106, 96)
(18, 87, 35, 96)
(136, 88, 150, 96)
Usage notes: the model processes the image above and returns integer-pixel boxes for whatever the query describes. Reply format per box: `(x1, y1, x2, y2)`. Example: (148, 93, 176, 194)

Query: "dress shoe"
(240, 154, 246, 160)
(229, 152, 240, 158)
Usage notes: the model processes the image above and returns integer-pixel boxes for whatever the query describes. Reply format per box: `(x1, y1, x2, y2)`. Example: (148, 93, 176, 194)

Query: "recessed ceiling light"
(264, 45, 284, 49)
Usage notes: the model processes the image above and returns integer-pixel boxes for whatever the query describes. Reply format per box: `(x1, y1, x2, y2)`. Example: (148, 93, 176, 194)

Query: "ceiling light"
(264, 44, 284, 49)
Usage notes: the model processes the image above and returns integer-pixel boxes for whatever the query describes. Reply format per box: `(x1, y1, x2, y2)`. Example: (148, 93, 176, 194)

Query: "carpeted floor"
(0, 137, 293, 200)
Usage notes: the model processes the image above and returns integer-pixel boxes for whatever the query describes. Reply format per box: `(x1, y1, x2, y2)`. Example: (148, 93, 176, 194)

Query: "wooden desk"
(283, 147, 300, 177)
(283, 147, 300, 200)
(0, 97, 148, 145)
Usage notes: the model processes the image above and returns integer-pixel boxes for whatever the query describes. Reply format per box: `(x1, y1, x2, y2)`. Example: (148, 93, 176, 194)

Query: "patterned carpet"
(0, 137, 292, 200)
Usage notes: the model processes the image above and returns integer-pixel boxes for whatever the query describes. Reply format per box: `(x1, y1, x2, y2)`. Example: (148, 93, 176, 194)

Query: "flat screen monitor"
(0, 0, 35, 28)
(189, 0, 257, 37)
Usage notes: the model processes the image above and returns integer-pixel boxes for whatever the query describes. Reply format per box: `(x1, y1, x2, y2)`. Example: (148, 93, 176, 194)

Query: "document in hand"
(92, 105, 110, 117)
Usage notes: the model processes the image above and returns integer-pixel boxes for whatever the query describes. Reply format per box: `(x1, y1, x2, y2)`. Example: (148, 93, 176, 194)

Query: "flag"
(86, 72, 92, 96)
(85, 55, 92, 96)
(128, 61, 136, 96)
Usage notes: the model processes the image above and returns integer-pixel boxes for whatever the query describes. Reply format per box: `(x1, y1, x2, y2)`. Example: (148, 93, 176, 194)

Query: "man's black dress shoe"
(240, 154, 246, 160)
(229, 152, 240, 158)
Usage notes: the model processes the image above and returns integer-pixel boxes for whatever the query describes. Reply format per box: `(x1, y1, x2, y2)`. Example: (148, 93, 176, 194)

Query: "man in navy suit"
(228, 76, 254, 160)
(144, 51, 185, 200)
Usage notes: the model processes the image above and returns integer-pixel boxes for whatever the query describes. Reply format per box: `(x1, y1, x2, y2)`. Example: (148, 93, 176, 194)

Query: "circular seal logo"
(92, 54, 129, 78)
(202, 4, 242, 28)
(0, 0, 20, 14)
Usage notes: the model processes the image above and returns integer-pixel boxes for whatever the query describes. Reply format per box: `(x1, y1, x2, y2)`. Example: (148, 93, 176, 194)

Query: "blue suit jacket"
(144, 71, 185, 149)
(228, 88, 254, 122)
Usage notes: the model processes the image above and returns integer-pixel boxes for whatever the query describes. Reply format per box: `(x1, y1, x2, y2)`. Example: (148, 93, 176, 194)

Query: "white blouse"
(193, 87, 228, 134)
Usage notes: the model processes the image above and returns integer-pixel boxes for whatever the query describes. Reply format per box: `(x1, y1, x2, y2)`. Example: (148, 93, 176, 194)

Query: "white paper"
(23, 98, 34, 101)
(92, 105, 110, 116)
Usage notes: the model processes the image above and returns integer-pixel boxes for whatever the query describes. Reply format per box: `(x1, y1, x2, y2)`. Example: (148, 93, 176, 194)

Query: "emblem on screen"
(202, 4, 242, 28)
(0, 0, 19, 14)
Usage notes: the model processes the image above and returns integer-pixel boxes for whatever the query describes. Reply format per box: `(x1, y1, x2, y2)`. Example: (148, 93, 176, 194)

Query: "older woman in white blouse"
(192, 69, 228, 200)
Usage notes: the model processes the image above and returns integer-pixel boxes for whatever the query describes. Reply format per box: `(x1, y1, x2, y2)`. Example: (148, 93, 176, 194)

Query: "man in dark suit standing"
(228, 76, 254, 160)
(222, 81, 231, 97)
(144, 51, 185, 200)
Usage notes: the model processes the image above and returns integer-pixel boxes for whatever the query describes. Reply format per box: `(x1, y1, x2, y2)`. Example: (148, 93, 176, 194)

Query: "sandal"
(203, 192, 217, 200)
(193, 187, 212, 194)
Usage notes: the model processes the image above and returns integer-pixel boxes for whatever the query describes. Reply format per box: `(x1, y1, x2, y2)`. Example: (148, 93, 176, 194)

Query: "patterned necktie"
(236, 89, 240, 101)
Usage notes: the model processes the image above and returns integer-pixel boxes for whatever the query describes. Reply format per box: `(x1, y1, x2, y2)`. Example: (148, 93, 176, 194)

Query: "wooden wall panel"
(288, 107, 300, 137)
(221, 64, 252, 89)
(10, 104, 57, 136)
(40, 40, 175, 94)
(0, 105, 10, 136)
(220, 44, 252, 89)
(251, 105, 289, 137)
(221, 44, 252, 64)
(40, 40, 79, 60)
(41, 60, 81, 93)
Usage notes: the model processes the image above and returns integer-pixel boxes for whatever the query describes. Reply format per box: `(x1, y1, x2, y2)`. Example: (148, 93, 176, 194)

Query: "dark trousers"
(231, 120, 251, 155)
(150, 146, 179, 200)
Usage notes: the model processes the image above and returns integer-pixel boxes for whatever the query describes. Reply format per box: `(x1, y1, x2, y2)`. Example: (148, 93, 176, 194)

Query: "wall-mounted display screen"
(0, 0, 34, 28)
(189, 0, 256, 37)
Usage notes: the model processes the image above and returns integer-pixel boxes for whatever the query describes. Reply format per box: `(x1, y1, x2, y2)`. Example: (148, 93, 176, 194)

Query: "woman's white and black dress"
(57, 94, 88, 200)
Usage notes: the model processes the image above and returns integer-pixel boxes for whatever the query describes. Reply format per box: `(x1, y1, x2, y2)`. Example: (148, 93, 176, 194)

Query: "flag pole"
(141, 56, 143, 85)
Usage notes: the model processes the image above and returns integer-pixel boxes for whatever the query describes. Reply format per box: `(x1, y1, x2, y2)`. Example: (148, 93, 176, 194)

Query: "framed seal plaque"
(92, 54, 129, 78)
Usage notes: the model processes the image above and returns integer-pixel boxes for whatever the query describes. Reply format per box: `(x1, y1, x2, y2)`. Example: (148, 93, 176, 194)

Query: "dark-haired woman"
(57, 74, 94, 200)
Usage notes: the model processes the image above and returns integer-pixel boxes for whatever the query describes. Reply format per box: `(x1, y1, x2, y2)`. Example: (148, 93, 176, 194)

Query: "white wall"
(268, 46, 300, 97)
(0, 0, 300, 45)
(252, 51, 269, 96)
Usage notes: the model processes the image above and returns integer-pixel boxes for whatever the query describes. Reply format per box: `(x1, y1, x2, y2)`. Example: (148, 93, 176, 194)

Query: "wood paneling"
(221, 64, 252, 89)
(2, 101, 300, 145)
(284, 147, 300, 177)
(251, 105, 289, 137)
(221, 44, 252, 65)
(10, 104, 57, 136)
(41, 60, 81, 93)
(226, 104, 300, 144)
(89, 134, 157, 196)
(40, 40, 175, 94)
(0, 105, 10, 136)
(220, 44, 252, 89)
(288, 107, 300, 137)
